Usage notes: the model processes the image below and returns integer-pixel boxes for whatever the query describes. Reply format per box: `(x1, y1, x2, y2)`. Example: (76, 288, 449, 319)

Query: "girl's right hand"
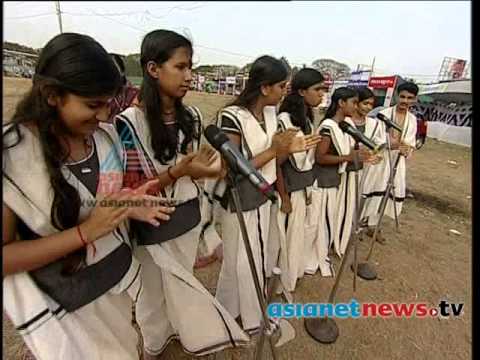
(272, 129, 295, 157)
(280, 196, 293, 214)
(358, 148, 373, 162)
(80, 192, 132, 242)
(170, 153, 197, 179)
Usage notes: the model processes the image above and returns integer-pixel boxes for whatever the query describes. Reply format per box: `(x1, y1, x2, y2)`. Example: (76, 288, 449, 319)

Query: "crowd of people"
(3, 29, 418, 360)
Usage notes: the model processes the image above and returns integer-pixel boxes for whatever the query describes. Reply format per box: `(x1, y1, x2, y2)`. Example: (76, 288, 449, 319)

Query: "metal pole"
(366, 146, 402, 261)
(327, 153, 364, 303)
(304, 155, 367, 344)
(228, 175, 277, 360)
(55, 1, 63, 33)
(303, 150, 364, 344)
(352, 145, 361, 292)
(387, 116, 400, 231)
(390, 149, 400, 231)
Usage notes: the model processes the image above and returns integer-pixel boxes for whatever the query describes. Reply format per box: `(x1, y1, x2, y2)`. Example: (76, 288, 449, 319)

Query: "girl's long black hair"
(228, 55, 288, 110)
(356, 86, 375, 102)
(279, 68, 324, 133)
(324, 86, 358, 120)
(4, 32, 121, 231)
(3, 33, 122, 272)
(138, 29, 198, 164)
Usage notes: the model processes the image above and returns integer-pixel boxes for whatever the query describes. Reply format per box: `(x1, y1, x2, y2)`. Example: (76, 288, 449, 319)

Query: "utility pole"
(55, 1, 63, 34)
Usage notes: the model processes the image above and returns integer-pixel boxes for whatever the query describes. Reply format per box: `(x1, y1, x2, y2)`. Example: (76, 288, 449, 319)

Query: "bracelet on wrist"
(77, 225, 96, 258)
(76, 225, 88, 247)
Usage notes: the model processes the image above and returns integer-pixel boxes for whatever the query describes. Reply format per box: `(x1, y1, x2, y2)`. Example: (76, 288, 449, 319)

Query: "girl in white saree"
(3, 33, 175, 360)
(114, 29, 249, 358)
(213, 56, 321, 333)
(275, 68, 326, 294)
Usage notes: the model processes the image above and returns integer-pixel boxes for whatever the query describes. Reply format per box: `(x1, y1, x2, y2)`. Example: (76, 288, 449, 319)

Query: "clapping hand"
(120, 180, 175, 226)
(273, 128, 322, 157)
(183, 144, 221, 179)
(288, 133, 322, 154)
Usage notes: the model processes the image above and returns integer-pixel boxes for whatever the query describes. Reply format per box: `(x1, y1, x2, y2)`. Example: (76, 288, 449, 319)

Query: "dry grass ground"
(3, 78, 471, 359)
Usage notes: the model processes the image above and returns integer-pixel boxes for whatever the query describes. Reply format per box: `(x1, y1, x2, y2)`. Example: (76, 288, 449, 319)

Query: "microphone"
(204, 125, 277, 202)
(338, 121, 385, 153)
(376, 113, 403, 133)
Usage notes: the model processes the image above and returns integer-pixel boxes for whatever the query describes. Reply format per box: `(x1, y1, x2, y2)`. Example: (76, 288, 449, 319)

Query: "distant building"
(3, 49, 37, 78)
(192, 69, 248, 95)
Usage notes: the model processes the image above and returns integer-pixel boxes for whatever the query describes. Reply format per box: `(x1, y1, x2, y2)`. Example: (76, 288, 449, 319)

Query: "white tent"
(418, 80, 471, 147)
(418, 80, 471, 104)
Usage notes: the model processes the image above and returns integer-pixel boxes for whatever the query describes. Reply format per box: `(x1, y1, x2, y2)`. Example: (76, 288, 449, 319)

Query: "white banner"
(418, 83, 449, 94)
(348, 70, 371, 86)
(226, 76, 236, 85)
(384, 87, 395, 107)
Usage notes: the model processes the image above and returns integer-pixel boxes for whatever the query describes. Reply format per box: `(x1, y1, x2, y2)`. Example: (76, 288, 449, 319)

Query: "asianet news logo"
(267, 299, 464, 319)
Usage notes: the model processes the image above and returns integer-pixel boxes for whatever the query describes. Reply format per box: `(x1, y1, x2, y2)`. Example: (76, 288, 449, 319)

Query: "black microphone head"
(376, 112, 403, 132)
(376, 113, 389, 122)
(338, 121, 351, 132)
(204, 124, 229, 150)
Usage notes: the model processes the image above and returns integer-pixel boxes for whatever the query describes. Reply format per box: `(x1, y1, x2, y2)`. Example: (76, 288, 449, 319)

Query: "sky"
(4, 1, 471, 82)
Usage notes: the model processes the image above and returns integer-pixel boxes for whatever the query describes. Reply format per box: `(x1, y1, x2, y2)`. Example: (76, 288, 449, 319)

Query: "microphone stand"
(351, 142, 363, 292)
(355, 125, 403, 281)
(225, 171, 279, 360)
(388, 130, 400, 232)
(304, 148, 366, 344)
(379, 121, 401, 231)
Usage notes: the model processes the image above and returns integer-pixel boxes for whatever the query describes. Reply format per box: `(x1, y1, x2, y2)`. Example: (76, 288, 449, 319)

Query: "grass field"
(3, 77, 472, 360)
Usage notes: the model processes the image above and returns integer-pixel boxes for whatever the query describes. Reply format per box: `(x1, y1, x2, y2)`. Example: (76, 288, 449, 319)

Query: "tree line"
(3, 41, 352, 80)
(122, 54, 351, 80)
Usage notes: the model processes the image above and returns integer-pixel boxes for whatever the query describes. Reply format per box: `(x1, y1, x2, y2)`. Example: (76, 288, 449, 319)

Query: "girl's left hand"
(130, 179, 161, 196)
(185, 144, 221, 179)
(399, 143, 411, 157)
(127, 194, 176, 226)
(370, 153, 383, 165)
(288, 134, 322, 154)
(404, 146, 414, 159)
(120, 180, 175, 226)
(357, 148, 373, 162)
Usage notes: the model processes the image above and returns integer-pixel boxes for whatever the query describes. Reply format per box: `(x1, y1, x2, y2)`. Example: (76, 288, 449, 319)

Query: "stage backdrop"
(410, 103, 472, 147)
